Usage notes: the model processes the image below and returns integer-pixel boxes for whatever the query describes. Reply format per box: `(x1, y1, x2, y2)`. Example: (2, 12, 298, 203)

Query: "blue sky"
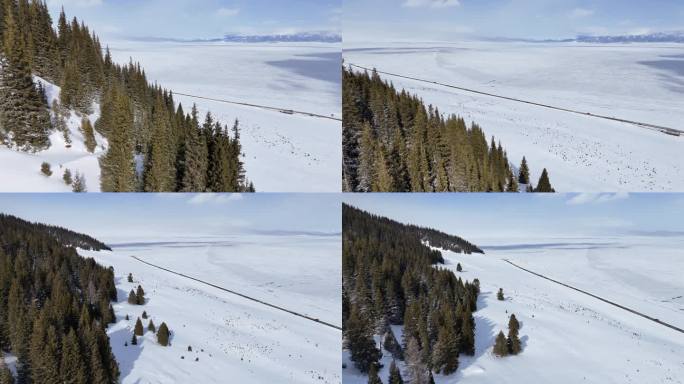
(343, 193, 684, 240)
(344, 0, 684, 42)
(46, 0, 341, 40)
(0, 193, 341, 240)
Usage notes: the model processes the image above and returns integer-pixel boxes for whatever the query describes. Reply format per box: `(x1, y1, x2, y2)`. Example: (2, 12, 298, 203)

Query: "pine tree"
(405, 336, 427, 384)
(518, 157, 530, 185)
(127, 289, 137, 304)
(157, 322, 170, 346)
(142, 310, 148, 319)
(63, 168, 73, 184)
(456, 263, 462, 272)
(367, 363, 382, 384)
(81, 117, 96, 153)
(143, 94, 176, 192)
(99, 86, 135, 192)
(506, 168, 519, 192)
(147, 319, 156, 333)
(127, 273, 133, 283)
(507, 314, 521, 355)
(41, 161, 52, 176)
(534, 168, 555, 192)
(493, 331, 508, 357)
(136, 285, 145, 304)
(131, 333, 137, 346)
(383, 330, 403, 360)
(72, 172, 86, 192)
(388, 360, 404, 384)
(134, 317, 144, 336)
(497, 288, 504, 301)
(60, 329, 87, 384)
(345, 306, 381, 373)
(180, 104, 208, 191)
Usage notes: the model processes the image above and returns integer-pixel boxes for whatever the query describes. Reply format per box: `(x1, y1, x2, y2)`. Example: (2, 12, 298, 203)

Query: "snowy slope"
(343, 236, 684, 383)
(0, 76, 106, 192)
(344, 42, 684, 191)
(81, 233, 341, 384)
(107, 41, 342, 192)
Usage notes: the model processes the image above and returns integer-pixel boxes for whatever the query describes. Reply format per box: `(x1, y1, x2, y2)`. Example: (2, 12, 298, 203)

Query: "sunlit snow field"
(344, 42, 684, 191)
(343, 235, 684, 384)
(82, 233, 341, 384)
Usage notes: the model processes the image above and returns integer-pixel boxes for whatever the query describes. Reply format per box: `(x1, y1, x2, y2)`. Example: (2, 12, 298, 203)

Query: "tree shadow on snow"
(108, 326, 143, 380)
(454, 315, 497, 377)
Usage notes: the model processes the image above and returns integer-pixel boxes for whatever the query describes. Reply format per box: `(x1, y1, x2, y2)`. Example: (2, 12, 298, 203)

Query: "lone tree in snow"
(534, 168, 555, 192)
(63, 168, 73, 185)
(134, 317, 144, 336)
(127, 273, 133, 283)
(148, 319, 156, 333)
(41, 162, 52, 176)
(72, 172, 86, 192)
(518, 156, 530, 184)
(142, 310, 148, 319)
(497, 288, 504, 301)
(493, 331, 508, 357)
(456, 263, 462, 272)
(507, 314, 522, 355)
(157, 322, 170, 346)
(131, 333, 137, 346)
(136, 285, 145, 304)
(127, 290, 137, 304)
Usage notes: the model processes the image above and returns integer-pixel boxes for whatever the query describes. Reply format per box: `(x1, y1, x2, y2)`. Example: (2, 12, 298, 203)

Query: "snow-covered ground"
(343, 235, 684, 383)
(108, 41, 341, 192)
(1, 41, 341, 192)
(0, 77, 106, 192)
(344, 41, 684, 191)
(81, 233, 341, 384)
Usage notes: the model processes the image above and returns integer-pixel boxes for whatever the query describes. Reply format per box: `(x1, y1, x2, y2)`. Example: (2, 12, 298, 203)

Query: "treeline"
(343, 204, 480, 382)
(0, 0, 254, 192)
(0, 214, 111, 251)
(0, 214, 119, 383)
(343, 66, 554, 192)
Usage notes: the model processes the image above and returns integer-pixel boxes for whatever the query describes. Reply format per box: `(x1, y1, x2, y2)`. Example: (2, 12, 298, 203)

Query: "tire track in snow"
(130, 256, 342, 331)
(502, 258, 684, 334)
(347, 63, 683, 137)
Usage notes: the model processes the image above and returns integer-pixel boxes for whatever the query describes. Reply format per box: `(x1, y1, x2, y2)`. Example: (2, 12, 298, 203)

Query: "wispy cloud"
(569, 8, 594, 18)
(216, 7, 240, 17)
(403, 0, 460, 9)
(188, 193, 243, 205)
(566, 192, 629, 205)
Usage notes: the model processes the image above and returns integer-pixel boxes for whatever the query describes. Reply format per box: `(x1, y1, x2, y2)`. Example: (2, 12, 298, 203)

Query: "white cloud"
(566, 192, 629, 205)
(188, 193, 243, 205)
(570, 8, 594, 18)
(47, 0, 102, 7)
(216, 7, 240, 17)
(403, 0, 460, 9)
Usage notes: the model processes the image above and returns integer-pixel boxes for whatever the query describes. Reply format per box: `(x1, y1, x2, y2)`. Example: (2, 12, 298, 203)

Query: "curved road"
(348, 63, 683, 137)
(503, 259, 684, 334)
(130, 256, 342, 331)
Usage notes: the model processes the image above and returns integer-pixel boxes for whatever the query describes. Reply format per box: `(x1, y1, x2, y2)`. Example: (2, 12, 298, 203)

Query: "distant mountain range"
(130, 32, 341, 43)
(483, 31, 684, 44)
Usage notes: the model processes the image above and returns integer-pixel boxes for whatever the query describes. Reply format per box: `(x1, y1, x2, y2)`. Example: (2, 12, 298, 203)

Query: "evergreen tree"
(405, 336, 427, 384)
(157, 322, 170, 346)
(493, 331, 508, 357)
(135, 285, 145, 304)
(432, 313, 460, 374)
(127, 290, 137, 305)
(134, 317, 144, 336)
(41, 161, 52, 176)
(127, 273, 133, 283)
(367, 363, 382, 384)
(534, 168, 555, 192)
(383, 330, 403, 360)
(388, 360, 403, 384)
(142, 310, 148, 319)
(99, 86, 135, 192)
(180, 104, 208, 191)
(81, 117, 96, 153)
(345, 306, 381, 373)
(507, 314, 521, 355)
(131, 333, 137, 345)
(497, 288, 504, 301)
(72, 172, 86, 192)
(60, 329, 87, 384)
(147, 319, 155, 333)
(456, 263, 462, 272)
(143, 93, 176, 192)
(63, 168, 73, 184)
(518, 157, 530, 185)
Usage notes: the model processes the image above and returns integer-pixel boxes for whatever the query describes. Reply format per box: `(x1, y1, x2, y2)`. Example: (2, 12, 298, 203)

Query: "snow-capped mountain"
(222, 32, 341, 43)
(576, 31, 684, 43)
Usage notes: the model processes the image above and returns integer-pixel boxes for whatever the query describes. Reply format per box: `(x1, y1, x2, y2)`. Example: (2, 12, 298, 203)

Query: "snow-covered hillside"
(344, 42, 684, 191)
(81, 233, 341, 384)
(343, 236, 684, 383)
(0, 76, 106, 192)
(107, 41, 341, 192)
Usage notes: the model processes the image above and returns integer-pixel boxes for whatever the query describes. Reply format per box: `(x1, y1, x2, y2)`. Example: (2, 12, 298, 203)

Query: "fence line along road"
(503, 259, 684, 334)
(172, 91, 342, 122)
(130, 256, 342, 331)
(348, 63, 682, 137)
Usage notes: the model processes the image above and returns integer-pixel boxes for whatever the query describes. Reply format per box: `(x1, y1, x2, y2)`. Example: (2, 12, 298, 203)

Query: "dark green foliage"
(40, 161, 51, 176)
(388, 360, 403, 384)
(0, 213, 118, 382)
(127, 290, 136, 305)
(136, 285, 145, 304)
(147, 319, 155, 333)
(367, 363, 382, 384)
(456, 262, 462, 272)
(343, 204, 480, 379)
(0, 3, 253, 190)
(127, 273, 133, 283)
(130, 333, 137, 346)
(63, 168, 72, 184)
(157, 322, 169, 346)
(534, 168, 555, 192)
(507, 314, 521, 355)
(81, 117, 96, 153)
(383, 330, 403, 360)
(493, 331, 508, 357)
(343, 67, 543, 192)
(518, 157, 530, 184)
(72, 171, 86, 192)
(142, 310, 147, 319)
(134, 318, 143, 336)
(497, 288, 504, 301)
